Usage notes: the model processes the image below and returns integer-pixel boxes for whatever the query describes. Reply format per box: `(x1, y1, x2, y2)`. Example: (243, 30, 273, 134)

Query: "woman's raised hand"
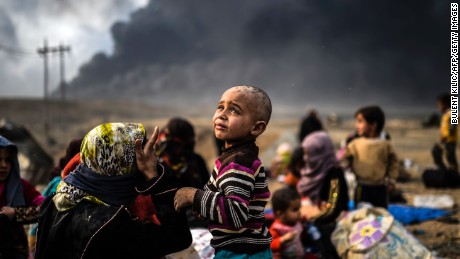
(135, 126, 159, 180)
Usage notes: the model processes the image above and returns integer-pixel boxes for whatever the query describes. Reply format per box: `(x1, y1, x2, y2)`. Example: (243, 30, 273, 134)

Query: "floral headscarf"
(54, 123, 146, 211)
(80, 123, 145, 176)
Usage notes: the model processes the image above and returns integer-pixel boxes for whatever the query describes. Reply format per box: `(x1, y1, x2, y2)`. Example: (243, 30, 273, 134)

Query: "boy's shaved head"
(229, 85, 272, 124)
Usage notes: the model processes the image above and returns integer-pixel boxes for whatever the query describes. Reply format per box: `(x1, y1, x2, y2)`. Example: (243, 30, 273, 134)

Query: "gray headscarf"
(297, 131, 337, 203)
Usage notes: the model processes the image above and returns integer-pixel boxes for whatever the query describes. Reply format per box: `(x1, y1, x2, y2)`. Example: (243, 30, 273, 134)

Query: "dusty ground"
(1, 99, 459, 258)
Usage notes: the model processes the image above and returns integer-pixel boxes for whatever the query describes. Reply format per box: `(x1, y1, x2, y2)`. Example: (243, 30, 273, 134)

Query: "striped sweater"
(193, 141, 272, 254)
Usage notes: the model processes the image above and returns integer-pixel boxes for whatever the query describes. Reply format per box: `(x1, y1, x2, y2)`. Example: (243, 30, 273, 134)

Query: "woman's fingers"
(144, 126, 159, 155)
(135, 126, 160, 180)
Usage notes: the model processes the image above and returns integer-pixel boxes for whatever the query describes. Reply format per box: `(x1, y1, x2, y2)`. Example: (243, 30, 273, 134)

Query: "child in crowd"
(174, 85, 273, 258)
(0, 135, 44, 258)
(298, 109, 324, 143)
(269, 187, 306, 259)
(341, 106, 398, 208)
(432, 93, 458, 171)
(270, 142, 293, 181)
(284, 147, 305, 188)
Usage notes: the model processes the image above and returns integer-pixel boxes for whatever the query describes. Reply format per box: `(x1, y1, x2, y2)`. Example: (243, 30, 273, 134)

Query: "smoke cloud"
(64, 0, 449, 115)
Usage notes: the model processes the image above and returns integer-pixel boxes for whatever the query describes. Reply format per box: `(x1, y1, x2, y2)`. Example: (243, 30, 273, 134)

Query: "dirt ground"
(1, 99, 459, 258)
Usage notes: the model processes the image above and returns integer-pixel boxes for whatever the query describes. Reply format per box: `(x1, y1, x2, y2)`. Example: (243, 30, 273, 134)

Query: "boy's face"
(0, 148, 12, 182)
(278, 198, 301, 226)
(213, 88, 264, 148)
(355, 113, 376, 138)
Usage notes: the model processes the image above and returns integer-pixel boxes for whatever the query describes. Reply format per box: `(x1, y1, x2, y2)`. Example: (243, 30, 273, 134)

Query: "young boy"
(269, 187, 305, 259)
(432, 93, 458, 171)
(341, 106, 398, 208)
(174, 85, 273, 258)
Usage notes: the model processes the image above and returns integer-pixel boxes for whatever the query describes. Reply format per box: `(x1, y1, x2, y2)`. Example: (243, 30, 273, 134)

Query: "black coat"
(35, 176, 192, 259)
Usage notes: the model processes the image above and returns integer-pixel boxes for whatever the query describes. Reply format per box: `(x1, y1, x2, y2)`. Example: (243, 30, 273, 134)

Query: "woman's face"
(0, 148, 12, 182)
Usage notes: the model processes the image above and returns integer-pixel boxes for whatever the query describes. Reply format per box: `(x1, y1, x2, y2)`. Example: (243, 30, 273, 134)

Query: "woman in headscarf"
(297, 131, 349, 259)
(297, 131, 348, 223)
(0, 135, 44, 258)
(156, 118, 209, 189)
(156, 118, 209, 228)
(35, 123, 192, 259)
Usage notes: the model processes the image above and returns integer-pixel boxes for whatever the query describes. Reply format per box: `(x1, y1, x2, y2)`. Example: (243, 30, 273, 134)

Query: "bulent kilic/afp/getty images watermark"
(451, 3, 458, 124)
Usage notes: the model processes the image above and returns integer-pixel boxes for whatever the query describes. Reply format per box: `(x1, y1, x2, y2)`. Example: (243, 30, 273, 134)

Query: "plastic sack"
(331, 207, 432, 259)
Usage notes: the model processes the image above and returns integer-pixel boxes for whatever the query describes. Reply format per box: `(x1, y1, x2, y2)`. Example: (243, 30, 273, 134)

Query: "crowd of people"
(0, 87, 455, 258)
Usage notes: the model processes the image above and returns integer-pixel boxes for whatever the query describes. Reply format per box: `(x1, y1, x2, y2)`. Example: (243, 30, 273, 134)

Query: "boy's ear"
(251, 121, 267, 137)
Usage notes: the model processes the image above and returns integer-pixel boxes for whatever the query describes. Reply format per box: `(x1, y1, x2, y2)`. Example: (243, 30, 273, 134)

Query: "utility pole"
(57, 44, 71, 101)
(37, 40, 71, 138)
(37, 40, 50, 134)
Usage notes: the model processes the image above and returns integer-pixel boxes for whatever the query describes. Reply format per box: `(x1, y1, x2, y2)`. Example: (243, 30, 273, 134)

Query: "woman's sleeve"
(149, 189, 193, 255)
(314, 168, 349, 225)
(127, 165, 192, 256)
(15, 179, 45, 223)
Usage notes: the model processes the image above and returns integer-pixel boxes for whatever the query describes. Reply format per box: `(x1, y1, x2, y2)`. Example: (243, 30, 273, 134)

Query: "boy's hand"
(135, 126, 159, 180)
(174, 187, 197, 212)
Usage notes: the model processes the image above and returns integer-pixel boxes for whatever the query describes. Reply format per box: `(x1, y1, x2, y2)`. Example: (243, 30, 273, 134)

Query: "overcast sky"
(0, 0, 449, 116)
(0, 0, 148, 97)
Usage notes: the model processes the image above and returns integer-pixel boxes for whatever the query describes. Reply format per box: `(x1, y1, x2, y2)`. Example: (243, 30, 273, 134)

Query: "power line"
(0, 43, 38, 58)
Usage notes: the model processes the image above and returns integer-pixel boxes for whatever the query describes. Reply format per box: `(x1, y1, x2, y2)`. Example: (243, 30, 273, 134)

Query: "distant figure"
(298, 109, 324, 144)
(49, 138, 83, 180)
(35, 123, 192, 259)
(432, 93, 458, 171)
(283, 147, 305, 189)
(422, 112, 441, 128)
(269, 188, 306, 259)
(341, 106, 399, 209)
(326, 112, 341, 127)
(0, 135, 44, 259)
(174, 86, 273, 258)
(270, 142, 293, 181)
(157, 117, 210, 228)
(157, 118, 209, 190)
